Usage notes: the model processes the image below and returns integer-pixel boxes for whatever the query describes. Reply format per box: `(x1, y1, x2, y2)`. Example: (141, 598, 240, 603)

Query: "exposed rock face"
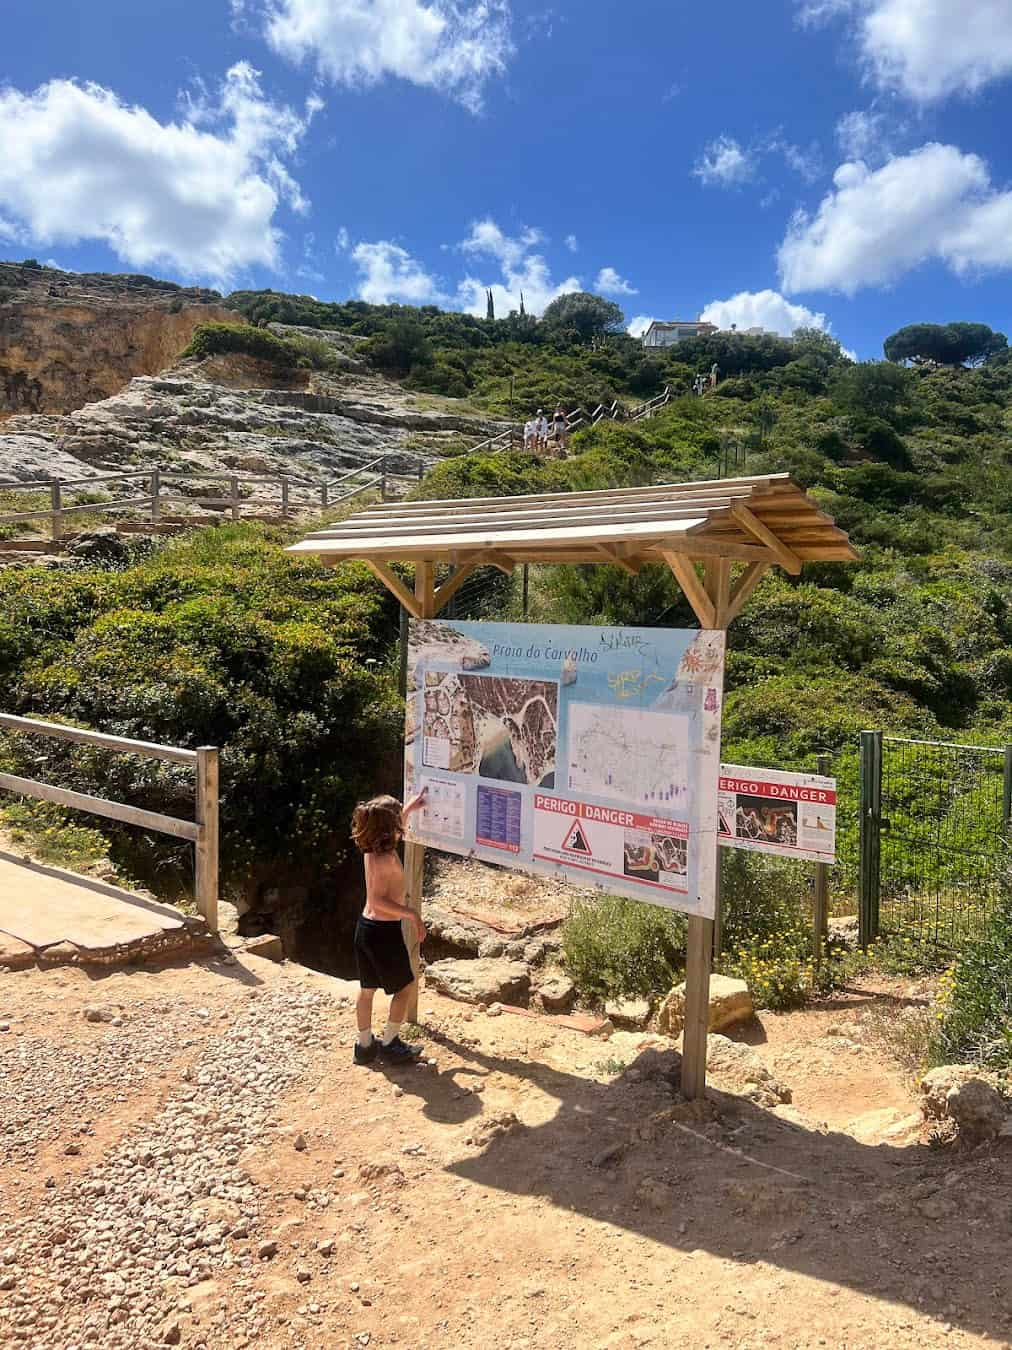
(0, 261, 231, 416)
(657, 974, 754, 1038)
(0, 263, 505, 488)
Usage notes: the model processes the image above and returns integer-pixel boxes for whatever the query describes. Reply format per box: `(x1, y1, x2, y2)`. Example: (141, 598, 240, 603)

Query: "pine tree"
(486, 288, 495, 322)
(519, 291, 526, 317)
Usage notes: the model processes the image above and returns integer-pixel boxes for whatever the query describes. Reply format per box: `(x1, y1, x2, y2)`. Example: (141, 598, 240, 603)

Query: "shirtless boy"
(350, 790, 428, 1066)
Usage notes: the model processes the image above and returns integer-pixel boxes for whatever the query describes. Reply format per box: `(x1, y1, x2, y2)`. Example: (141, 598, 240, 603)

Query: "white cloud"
(798, 0, 1012, 103)
(351, 239, 446, 304)
(455, 218, 580, 315)
(0, 63, 310, 282)
(627, 315, 655, 338)
(564, 233, 578, 253)
(699, 289, 829, 336)
(262, 0, 513, 113)
(778, 142, 1012, 294)
(595, 266, 638, 297)
(460, 218, 542, 268)
(335, 225, 351, 252)
(835, 108, 886, 161)
(775, 138, 822, 183)
(693, 135, 756, 187)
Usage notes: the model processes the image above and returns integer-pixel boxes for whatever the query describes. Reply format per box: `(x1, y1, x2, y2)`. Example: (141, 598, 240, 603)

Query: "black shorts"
(354, 916, 414, 995)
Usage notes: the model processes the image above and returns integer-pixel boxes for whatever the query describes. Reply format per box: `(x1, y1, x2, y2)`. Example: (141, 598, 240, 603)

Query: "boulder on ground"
(827, 915, 860, 950)
(920, 1065, 1008, 1148)
(425, 958, 530, 1007)
(657, 975, 754, 1038)
(537, 974, 575, 1012)
(605, 997, 651, 1029)
(65, 529, 129, 563)
(706, 1034, 791, 1107)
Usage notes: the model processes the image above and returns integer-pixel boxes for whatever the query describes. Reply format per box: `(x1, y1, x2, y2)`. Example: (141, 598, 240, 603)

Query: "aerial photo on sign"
(718, 763, 837, 864)
(405, 619, 725, 917)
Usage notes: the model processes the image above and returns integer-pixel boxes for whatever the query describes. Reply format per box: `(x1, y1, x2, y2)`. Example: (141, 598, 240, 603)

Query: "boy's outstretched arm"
(402, 786, 428, 819)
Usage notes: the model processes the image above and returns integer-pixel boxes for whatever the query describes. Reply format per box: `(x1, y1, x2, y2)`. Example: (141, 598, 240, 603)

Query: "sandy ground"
(1, 952, 1010, 1350)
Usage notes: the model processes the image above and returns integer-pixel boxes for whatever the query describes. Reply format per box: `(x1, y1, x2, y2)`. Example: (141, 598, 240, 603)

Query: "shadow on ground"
(429, 1027, 1012, 1343)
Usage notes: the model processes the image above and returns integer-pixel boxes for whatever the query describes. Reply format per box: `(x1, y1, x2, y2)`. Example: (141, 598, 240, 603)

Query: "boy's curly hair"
(351, 795, 403, 854)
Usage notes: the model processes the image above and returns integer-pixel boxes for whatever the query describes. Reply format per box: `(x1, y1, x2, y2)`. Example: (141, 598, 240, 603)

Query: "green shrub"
(931, 896, 1012, 1072)
(562, 896, 686, 1002)
(181, 322, 336, 371)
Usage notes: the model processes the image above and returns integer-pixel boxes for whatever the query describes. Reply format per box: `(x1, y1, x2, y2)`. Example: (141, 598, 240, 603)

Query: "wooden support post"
(195, 746, 219, 935)
(150, 467, 161, 524)
(404, 561, 434, 1022)
(680, 557, 730, 1100)
(813, 751, 830, 965)
(321, 482, 330, 511)
(50, 481, 62, 543)
(230, 475, 240, 522)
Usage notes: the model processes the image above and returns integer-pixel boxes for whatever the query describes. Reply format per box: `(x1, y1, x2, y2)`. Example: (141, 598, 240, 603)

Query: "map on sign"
(404, 620, 725, 918)
(568, 703, 690, 807)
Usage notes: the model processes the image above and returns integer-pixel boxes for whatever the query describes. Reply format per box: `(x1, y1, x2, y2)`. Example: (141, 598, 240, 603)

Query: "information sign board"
(404, 620, 725, 917)
(717, 763, 837, 864)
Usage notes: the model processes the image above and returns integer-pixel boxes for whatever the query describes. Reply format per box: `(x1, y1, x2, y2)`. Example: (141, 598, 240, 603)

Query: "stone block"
(657, 974, 753, 1038)
(426, 958, 530, 1006)
(244, 934, 285, 962)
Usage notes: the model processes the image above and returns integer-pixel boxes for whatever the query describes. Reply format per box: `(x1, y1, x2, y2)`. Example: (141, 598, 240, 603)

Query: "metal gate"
(859, 731, 1012, 950)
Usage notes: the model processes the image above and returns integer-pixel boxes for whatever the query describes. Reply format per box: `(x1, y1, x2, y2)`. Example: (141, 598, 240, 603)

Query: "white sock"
(381, 1021, 402, 1046)
(357, 1029, 374, 1048)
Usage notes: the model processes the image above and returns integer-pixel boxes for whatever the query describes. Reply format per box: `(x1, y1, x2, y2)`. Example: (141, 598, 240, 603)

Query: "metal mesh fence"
(876, 736, 1011, 949)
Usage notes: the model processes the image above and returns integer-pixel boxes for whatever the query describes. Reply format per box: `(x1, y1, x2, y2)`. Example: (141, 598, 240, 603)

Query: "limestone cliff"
(0, 261, 231, 416)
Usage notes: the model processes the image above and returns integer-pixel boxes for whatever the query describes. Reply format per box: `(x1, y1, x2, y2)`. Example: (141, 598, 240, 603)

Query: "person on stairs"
(350, 789, 428, 1065)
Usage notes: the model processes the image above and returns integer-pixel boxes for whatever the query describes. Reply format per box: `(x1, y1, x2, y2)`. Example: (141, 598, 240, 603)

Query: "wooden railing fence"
(0, 713, 219, 933)
(0, 452, 428, 544)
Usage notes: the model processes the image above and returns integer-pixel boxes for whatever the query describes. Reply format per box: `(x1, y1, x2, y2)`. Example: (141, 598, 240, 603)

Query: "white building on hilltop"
(640, 319, 718, 348)
(640, 319, 789, 347)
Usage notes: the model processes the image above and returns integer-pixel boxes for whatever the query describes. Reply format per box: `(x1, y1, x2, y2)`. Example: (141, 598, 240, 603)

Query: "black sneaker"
(377, 1036, 423, 1064)
(353, 1040, 378, 1066)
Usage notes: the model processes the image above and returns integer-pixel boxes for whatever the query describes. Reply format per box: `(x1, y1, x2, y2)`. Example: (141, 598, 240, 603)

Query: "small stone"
(83, 1006, 115, 1024)
(296, 1267, 312, 1283)
(63, 1142, 82, 1156)
(160, 1321, 182, 1346)
(318, 1241, 334, 1257)
(258, 1241, 279, 1260)
(0, 1022, 10, 1033)
(392, 1086, 404, 1098)
(0, 1274, 16, 1291)
(293, 1133, 308, 1152)
(350, 1281, 360, 1292)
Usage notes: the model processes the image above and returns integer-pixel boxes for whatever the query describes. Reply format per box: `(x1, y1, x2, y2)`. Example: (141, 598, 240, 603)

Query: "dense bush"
(562, 896, 686, 1002)
(932, 896, 1012, 1072)
(182, 322, 337, 371)
(0, 526, 401, 892)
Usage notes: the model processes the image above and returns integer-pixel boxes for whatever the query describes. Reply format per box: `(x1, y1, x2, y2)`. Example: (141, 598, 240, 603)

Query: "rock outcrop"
(0, 262, 505, 490)
(0, 261, 231, 416)
(920, 1065, 1009, 1147)
(657, 974, 754, 1038)
(425, 958, 531, 1006)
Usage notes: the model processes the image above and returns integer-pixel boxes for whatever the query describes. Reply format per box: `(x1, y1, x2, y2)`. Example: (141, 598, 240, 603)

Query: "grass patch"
(1, 800, 114, 871)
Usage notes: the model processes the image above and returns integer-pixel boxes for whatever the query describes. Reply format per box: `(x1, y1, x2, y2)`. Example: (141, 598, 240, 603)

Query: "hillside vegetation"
(2, 284, 1010, 1058)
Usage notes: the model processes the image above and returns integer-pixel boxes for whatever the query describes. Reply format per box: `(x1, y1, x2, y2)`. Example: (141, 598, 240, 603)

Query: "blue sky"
(3, 0, 1012, 357)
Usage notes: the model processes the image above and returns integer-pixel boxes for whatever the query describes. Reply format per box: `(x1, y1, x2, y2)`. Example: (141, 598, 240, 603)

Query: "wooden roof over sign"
(287, 472, 858, 575)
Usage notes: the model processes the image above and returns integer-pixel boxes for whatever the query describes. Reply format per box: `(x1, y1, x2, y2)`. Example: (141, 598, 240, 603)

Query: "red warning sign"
(562, 820, 592, 855)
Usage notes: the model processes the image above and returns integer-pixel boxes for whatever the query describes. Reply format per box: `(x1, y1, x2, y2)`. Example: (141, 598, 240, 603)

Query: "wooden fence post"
(50, 481, 62, 543)
(195, 746, 219, 935)
(150, 467, 161, 523)
(230, 476, 240, 522)
(321, 482, 329, 510)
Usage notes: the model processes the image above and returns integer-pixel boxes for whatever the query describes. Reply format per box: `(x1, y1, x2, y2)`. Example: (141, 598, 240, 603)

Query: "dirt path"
(1, 955, 1009, 1349)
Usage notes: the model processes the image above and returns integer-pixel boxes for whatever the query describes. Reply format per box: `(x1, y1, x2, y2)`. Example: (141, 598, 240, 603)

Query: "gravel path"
(0, 985, 331, 1348)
